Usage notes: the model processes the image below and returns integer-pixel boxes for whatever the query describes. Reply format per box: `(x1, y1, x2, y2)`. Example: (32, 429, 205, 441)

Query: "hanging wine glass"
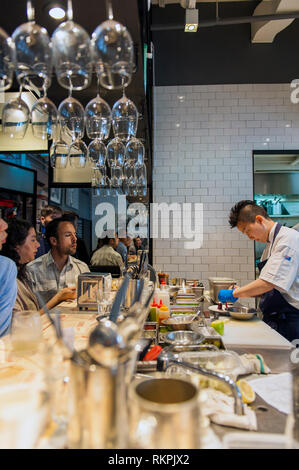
(58, 83, 85, 140)
(136, 163, 147, 197)
(69, 139, 88, 169)
(88, 139, 107, 168)
(2, 85, 30, 139)
(91, 168, 101, 197)
(12, 1, 52, 90)
(31, 84, 58, 141)
(85, 78, 112, 140)
(91, 0, 134, 90)
(128, 173, 137, 198)
(112, 86, 138, 142)
(122, 162, 135, 195)
(111, 165, 123, 187)
(52, 0, 92, 90)
(49, 127, 69, 169)
(0, 28, 14, 91)
(98, 167, 111, 197)
(125, 137, 144, 165)
(107, 137, 125, 167)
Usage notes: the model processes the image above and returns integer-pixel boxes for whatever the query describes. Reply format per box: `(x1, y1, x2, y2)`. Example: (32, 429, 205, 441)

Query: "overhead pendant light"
(185, 8, 198, 33)
(48, 4, 66, 20)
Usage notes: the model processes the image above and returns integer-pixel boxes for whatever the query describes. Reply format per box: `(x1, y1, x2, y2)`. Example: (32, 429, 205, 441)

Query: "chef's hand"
(218, 289, 238, 303)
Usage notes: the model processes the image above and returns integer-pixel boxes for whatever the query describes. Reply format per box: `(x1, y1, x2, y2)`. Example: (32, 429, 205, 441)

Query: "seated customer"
(62, 210, 90, 265)
(1, 219, 77, 314)
(27, 216, 89, 306)
(116, 235, 132, 266)
(90, 234, 124, 269)
(36, 205, 62, 258)
(129, 236, 148, 255)
(0, 217, 17, 336)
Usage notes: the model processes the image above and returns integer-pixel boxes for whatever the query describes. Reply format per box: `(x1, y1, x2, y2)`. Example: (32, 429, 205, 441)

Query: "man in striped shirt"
(27, 216, 89, 307)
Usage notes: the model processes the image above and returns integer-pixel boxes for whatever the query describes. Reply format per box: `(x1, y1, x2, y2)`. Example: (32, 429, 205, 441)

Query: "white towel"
(201, 388, 257, 431)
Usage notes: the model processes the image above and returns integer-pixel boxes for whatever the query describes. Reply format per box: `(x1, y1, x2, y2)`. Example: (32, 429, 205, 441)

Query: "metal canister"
(129, 376, 201, 449)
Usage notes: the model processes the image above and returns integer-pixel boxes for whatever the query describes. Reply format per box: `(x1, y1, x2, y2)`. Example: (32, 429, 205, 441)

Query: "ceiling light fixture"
(49, 5, 66, 20)
(185, 8, 198, 33)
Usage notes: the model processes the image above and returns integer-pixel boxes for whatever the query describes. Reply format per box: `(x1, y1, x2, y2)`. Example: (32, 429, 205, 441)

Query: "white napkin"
(248, 373, 292, 415)
(201, 388, 257, 431)
(233, 353, 271, 377)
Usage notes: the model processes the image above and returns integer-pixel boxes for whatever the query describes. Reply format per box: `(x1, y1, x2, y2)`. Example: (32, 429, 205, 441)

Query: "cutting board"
(220, 316, 293, 350)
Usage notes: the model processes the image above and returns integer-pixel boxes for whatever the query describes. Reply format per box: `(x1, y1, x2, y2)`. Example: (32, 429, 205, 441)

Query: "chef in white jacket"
(218, 200, 299, 342)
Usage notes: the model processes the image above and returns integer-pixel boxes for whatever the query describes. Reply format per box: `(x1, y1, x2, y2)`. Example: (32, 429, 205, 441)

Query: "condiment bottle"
(149, 300, 160, 322)
(158, 283, 170, 311)
(158, 304, 170, 326)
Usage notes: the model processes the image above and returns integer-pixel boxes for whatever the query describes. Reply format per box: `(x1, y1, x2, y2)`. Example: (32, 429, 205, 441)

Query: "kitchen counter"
(0, 302, 295, 449)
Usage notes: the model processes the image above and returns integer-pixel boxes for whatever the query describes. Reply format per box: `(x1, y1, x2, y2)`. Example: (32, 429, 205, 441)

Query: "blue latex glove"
(218, 289, 238, 303)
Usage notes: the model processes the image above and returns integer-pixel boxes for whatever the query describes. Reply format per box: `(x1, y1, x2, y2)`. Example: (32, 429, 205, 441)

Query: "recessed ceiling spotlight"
(185, 8, 198, 33)
(49, 5, 66, 20)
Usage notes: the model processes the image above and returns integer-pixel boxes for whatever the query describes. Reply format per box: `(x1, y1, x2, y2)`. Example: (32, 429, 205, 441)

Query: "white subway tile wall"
(152, 83, 298, 297)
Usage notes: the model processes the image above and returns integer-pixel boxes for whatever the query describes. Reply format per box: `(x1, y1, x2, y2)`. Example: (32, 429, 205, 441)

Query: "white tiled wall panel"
(152, 83, 298, 293)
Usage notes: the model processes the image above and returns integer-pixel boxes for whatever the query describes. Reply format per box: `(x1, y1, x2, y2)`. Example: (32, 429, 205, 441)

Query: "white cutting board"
(219, 316, 293, 350)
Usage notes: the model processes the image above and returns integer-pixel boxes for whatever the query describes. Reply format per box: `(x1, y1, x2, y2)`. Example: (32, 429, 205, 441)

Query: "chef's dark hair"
(229, 200, 270, 228)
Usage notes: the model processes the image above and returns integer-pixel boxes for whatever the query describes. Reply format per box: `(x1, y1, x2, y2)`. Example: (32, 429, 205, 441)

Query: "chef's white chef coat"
(259, 223, 299, 309)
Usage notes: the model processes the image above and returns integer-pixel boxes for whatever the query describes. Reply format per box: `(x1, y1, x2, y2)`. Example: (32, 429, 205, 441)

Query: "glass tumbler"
(11, 310, 42, 356)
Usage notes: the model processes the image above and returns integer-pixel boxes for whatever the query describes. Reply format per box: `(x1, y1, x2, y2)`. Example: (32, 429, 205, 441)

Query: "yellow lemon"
(236, 379, 256, 404)
(210, 320, 224, 336)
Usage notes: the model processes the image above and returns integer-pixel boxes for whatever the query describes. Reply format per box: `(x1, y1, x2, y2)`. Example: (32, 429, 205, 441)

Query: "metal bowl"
(162, 314, 198, 331)
(164, 330, 204, 346)
(228, 306, 257, 321)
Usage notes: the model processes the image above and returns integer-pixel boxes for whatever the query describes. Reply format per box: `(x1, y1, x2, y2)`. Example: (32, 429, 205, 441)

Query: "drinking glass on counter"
(96, 288, 112, 317)
(11, 310, 42, 356)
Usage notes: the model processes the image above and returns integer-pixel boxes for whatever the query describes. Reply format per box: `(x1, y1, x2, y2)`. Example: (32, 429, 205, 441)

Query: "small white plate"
(208, 305, 230, 313)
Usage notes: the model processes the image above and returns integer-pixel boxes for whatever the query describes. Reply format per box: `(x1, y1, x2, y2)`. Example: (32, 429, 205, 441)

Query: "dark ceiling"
(150, 1, 299, 85)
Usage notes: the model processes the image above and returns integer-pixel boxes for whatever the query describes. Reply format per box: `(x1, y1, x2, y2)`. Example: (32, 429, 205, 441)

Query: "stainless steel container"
(67, 350, 136, 449)
(208, 277, 237, 303)
(67, 320, 139, 449)
(124, 279, 143, 309)
(129, 377, 201, 449)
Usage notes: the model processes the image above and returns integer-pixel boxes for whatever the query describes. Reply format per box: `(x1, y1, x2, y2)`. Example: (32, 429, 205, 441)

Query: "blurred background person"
(90, 234, 124, 269)
(129, 236, 148, 255)
(90, 238, 104, 259)
(0, 217, 17, 337)
(1, 219, 76, 314)
(36, 205, 62, 258)
(116, 235, 132, 266)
